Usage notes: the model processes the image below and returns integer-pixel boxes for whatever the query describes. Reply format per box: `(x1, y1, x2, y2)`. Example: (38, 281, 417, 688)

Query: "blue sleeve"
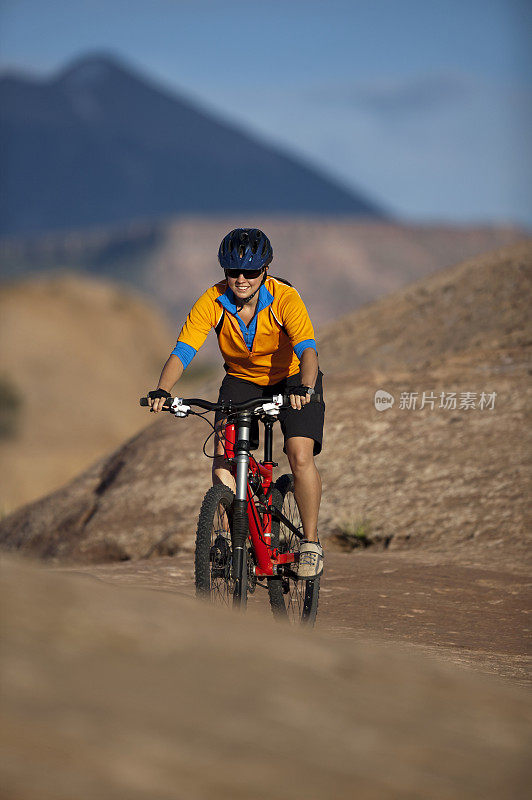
(171, 341, 197, 369)
(293, 339, 317, 360)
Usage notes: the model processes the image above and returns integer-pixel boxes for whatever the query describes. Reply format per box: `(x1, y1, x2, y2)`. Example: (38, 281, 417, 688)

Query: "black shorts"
(215, 370, 325, 456)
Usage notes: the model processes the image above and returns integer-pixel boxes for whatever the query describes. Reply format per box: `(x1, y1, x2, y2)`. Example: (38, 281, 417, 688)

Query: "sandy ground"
(60, 550, 531, 687)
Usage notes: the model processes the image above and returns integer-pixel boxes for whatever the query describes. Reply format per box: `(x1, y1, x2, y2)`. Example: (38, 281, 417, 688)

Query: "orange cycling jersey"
(171, 276, 317, 386)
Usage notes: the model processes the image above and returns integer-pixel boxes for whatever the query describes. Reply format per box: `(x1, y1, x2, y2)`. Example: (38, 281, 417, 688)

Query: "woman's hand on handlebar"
(147, 388, 171, 413)
(289, 386, 313, 411)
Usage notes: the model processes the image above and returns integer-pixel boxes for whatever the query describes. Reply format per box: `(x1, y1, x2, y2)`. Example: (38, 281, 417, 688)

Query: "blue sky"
(1, 0, 531, 224)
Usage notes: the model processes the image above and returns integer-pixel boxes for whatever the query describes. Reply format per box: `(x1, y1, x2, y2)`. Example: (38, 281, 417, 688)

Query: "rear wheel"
(267, 474, 320, 626)
(195, 484, 235, 607)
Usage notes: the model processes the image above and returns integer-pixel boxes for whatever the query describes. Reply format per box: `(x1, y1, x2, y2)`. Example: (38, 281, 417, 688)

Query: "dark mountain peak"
(52, 52, 149, 103)
(51, 51, 192, 126)
(0, 53, 141, 121)
(0, 51, 388, 235)
(54, 52, 128, 88)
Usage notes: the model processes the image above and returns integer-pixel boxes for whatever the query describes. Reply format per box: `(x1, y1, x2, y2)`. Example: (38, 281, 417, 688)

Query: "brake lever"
(257, 394, 284, 416)
(171, 398, 191, 417)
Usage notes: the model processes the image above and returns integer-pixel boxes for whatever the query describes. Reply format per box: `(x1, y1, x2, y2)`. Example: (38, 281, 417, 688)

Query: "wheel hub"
(210, 535, 231, 579)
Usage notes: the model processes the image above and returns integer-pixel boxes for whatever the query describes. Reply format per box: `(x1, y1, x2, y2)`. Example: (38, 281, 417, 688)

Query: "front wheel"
(267, 474, 320, 626)
(195, 484, 235, 607)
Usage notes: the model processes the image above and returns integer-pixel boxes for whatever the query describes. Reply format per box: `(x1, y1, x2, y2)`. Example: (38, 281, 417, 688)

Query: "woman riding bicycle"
(148, 228, 325, 579)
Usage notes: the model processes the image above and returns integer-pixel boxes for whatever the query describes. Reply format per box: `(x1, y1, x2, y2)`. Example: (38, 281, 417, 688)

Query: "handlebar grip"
(280, 393, 322, 404)
(139, 397, 173, 408)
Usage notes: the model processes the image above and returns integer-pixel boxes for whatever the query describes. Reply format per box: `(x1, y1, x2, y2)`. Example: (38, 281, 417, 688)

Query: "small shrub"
(329, 517, 374, 551)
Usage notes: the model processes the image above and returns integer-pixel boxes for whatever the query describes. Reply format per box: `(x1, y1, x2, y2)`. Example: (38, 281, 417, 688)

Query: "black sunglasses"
(224, 267, 264, 279)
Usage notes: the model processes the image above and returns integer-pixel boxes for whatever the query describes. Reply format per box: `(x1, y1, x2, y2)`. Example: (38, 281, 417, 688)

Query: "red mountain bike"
(141, 393, 321, 625)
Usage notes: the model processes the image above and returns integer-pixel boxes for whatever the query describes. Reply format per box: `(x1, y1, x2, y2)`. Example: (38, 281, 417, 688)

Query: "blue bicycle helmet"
(218, 228, 273, 271)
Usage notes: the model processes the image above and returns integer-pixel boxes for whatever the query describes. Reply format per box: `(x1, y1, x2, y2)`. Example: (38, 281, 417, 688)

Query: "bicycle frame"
(223, 414, 299, 589)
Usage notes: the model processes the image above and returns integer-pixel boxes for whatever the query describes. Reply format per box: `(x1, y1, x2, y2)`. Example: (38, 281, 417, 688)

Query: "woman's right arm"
(148, 288, 217, 412)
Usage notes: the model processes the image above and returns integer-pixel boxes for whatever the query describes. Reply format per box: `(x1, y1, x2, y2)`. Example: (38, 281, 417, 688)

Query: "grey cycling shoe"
(297, 540, 324, 579)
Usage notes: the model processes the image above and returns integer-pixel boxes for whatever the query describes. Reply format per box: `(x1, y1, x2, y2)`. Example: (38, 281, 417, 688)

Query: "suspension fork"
(232, 412, 251, 606)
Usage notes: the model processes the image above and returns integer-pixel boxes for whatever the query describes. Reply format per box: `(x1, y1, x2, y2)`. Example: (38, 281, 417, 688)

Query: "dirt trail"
(3, 554, 530, 800)
(61, 550, 531, 686)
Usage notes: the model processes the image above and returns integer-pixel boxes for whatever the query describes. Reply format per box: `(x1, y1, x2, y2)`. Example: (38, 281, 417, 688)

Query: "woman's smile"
(226, 271, 264, 297)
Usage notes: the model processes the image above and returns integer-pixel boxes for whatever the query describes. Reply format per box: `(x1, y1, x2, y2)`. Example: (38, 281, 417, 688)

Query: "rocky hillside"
(0, 241, 530, 568)
(317, 240, 531, 567)
(0, 272, 209, 513)
(1, 555, 530, 799)
(318, 237, 531, 372)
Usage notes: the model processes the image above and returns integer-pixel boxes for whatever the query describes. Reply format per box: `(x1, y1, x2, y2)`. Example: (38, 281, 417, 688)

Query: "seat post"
(263, 418, 274, 463)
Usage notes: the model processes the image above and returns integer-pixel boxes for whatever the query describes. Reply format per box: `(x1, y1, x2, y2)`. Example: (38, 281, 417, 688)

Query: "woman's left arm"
(299, 347, 318, 390)
(288, 348, 319, 410)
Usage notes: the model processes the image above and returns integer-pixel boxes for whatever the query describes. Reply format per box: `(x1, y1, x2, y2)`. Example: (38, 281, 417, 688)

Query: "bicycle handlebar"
(139, 392, 321, 414)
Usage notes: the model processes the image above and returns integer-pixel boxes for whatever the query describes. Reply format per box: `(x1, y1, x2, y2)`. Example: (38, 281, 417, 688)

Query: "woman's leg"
(285, 436, 322, 542)
(212, 417, 236, 492)
(211, 418, 235, 537)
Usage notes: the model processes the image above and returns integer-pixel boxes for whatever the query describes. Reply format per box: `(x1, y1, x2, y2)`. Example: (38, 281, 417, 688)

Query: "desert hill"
(0, 241, 530, 569)
(0, 53, 382, 235)
(318, 237, 532, 372)
(1, 555, 530, 799)
(0, 272, 214, 513)
(1, 217, 525, 326)
(316, 239, 532, 566)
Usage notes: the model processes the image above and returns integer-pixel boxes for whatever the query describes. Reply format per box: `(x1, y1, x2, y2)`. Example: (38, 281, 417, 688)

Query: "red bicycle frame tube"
(224, 422, 278, 577)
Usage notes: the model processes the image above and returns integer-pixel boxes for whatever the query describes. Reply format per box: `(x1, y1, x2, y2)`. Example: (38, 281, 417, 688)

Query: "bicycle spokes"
(210, 503, 233, 604)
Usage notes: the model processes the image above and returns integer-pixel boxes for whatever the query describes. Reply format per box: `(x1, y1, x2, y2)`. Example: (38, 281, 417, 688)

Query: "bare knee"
(286, 438, 315, 475)
(212, 455, 235, 490)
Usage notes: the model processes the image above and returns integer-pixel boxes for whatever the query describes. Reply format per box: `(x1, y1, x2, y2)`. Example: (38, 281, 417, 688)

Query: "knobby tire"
(195, 484, 237, 608)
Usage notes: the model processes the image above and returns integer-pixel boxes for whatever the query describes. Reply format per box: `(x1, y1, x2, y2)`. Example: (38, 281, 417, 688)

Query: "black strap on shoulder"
(214, 308, 225, 336)
(271, 276, 293, 287)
